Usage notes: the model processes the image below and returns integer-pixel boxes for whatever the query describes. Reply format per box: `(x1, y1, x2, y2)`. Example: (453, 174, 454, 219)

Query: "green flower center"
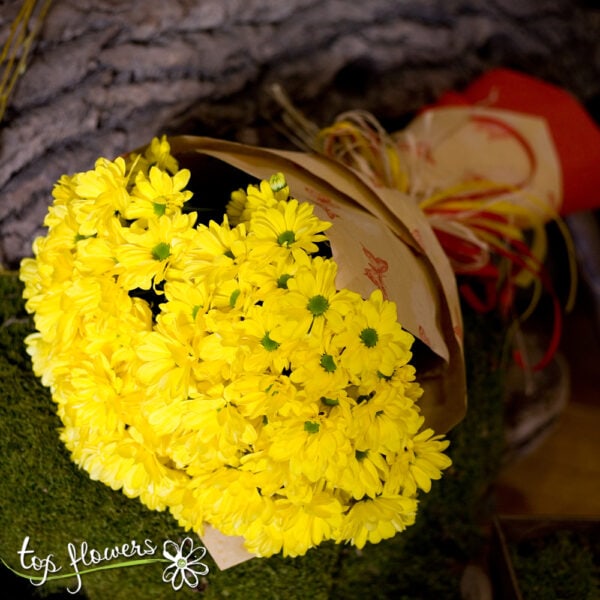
(319, 354, 337, 372)
(152, 201, 166, 216)
(359, 327, 378, 348)
(261, 332, 280, 352)
(277, 274, 293, 289)
(177, 558, 187, 568)
(304, 421, 320, 434)
(151, 242, 171, 261)
(277, 230, 296, 247)
(307, 294, 329, 316)
(355, 449, 369, 461)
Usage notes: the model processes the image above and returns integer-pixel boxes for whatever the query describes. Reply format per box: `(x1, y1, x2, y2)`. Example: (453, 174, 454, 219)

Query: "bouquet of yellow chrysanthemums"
(19, 136, 452, 559)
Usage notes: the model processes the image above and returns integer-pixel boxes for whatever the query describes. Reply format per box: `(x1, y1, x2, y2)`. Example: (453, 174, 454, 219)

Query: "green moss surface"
(0, 272, 507, 599)
(510, 529, 600, 599)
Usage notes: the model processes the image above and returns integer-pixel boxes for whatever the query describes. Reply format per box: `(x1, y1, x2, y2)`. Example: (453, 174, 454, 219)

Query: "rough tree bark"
(1, 0, 599, 266)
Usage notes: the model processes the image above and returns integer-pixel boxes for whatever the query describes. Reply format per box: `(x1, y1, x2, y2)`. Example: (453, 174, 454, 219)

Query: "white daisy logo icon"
(161, 537, 209, 591)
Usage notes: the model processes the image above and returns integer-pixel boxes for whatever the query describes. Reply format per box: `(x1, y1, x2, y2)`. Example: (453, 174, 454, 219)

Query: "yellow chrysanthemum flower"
(266, 411, 353, 484)
(282, 256, 357, 337)
(269, 492, 345, 557)
(404, 426, 453, 494)
(234, 300, 301, 374)
(338, 288, 415, 378)
(116, 212, 197, 290)
(143, 134, 180, 175)
(249, 198, 331, 262)
(180, 217, 248, 282)
(72, 156, 131, 236)
(336, 449, 389, 500)
(224, 373, 296, 420)
(125, 165, 192, 220)
(340, 494, 417, 548)
(162, 279, 211, 323)
(227, 172, 290, 225)
(189, 468, 275, 537)
(288, 331, 350, 398)
(19, 138, 451, 559)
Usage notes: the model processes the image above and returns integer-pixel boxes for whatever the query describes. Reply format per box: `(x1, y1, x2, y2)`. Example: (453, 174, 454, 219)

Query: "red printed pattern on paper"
(303, 186, 340, 219)
(361, 244, 389, 300)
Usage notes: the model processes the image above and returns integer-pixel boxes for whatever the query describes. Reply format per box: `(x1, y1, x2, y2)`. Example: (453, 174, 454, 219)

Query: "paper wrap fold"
(431, 68, 600, 216)
(399, 105, 562, 218)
